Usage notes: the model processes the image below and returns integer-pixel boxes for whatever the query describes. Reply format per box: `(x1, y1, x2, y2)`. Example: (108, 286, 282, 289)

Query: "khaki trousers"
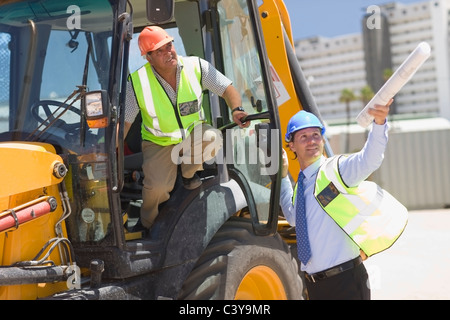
(140, 123, 222, 228)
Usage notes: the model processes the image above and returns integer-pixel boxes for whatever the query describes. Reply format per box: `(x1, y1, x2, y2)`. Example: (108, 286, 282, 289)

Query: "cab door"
(214, 0, 284, 235)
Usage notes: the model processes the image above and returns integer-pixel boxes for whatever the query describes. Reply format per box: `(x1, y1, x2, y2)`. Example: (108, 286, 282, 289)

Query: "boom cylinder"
(0, 197, 57, 232)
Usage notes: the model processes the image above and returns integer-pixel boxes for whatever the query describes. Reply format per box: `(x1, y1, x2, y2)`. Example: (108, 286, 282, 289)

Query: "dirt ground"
(363, 209, 450, 300)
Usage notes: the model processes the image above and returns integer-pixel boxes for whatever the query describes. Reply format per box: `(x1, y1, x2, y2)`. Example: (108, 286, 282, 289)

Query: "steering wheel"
(30, 100, 82, 135)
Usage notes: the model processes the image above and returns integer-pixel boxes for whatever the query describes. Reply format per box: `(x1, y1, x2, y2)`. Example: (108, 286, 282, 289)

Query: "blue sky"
(283, 0, 422, 40)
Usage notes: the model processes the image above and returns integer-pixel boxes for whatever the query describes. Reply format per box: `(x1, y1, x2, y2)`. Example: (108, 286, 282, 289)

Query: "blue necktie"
(296, 171, 311, 264)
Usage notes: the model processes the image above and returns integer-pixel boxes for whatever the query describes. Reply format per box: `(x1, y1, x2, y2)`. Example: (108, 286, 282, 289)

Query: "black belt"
(304, 256, 363, 283)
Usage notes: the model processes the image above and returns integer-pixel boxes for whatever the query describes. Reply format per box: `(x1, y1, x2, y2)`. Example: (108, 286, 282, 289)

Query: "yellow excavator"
(0, 0, 328, 300)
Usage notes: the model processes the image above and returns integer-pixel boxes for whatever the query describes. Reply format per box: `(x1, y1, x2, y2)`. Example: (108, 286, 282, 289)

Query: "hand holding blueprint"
(356, 42, 431, 128)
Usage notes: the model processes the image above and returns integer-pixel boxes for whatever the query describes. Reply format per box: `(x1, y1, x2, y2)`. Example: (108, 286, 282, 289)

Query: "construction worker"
(280, 99, 407, 300)
(124, 26, 249, 233)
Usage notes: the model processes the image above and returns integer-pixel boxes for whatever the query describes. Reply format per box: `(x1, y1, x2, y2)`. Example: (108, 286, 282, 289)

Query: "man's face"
(147, 41, 178, 72)
(288, 127, 324, 167)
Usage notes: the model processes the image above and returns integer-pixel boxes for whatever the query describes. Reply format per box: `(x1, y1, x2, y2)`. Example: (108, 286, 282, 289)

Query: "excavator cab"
(0, 0, 304, 300)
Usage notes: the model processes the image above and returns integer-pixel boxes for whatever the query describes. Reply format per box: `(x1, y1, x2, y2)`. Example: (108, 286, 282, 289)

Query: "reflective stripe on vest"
(130, 56, 204, 146)
(314, 155, 408, 257)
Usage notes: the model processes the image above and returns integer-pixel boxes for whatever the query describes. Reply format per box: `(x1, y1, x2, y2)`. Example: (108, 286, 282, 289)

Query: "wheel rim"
(235, 266, 288, 300)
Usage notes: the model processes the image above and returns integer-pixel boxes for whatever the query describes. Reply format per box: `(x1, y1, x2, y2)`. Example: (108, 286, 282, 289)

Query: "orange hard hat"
(138, 26, 174, 55)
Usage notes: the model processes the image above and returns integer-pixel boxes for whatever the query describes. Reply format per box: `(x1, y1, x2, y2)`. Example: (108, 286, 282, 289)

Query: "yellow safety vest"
(313, 155, 408, 257)
(129, 56, 204, 146)
(293, 155, 408, 257)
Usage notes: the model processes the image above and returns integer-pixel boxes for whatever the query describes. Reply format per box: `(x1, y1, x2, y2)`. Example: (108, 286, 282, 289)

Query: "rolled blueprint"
(356, 41, 431, 128)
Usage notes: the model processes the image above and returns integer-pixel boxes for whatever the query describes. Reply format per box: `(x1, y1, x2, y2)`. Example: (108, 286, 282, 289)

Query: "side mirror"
(146, 0, 174, 23)
(84, 90, 109, 128)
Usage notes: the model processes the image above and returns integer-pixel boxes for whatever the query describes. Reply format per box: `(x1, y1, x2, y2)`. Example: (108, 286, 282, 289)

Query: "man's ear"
(288, 141, 295, 153)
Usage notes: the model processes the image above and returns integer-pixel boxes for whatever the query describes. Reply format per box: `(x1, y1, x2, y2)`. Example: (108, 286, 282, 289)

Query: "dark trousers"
(305, 262, 370, 300)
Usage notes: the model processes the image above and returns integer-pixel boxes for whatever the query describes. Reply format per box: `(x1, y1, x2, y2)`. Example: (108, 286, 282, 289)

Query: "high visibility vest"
(293, 155, 408, 257)
(129, 56, 204, 146)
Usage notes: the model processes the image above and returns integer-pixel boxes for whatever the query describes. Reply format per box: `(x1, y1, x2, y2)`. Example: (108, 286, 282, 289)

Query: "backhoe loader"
(0, 0, 327, 300)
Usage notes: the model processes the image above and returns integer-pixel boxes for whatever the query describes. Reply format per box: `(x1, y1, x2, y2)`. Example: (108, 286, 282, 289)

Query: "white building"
(295, 0, 450, 124)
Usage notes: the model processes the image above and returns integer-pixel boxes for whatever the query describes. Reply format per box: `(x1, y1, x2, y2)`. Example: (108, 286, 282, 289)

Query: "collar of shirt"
(301, 155, 326, 181)
(150, 58, 183, 105)
(150, 57, 183, 80)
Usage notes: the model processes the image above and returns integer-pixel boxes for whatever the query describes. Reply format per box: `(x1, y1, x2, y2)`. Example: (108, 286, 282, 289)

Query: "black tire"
(178, 217, 303, 300)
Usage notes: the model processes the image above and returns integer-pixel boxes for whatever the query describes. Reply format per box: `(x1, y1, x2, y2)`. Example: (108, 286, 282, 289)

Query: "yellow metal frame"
(0, 142, 69, 299)
(259, 0, 302, 178)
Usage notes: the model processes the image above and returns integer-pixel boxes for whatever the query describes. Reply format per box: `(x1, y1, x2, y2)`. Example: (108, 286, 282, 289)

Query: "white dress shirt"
(280, 122, 389, 274)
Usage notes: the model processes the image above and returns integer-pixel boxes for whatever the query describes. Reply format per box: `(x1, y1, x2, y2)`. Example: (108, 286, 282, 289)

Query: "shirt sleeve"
(338, 122, 389, 187)
(124, 80, 140, 124)
(279, 176, 296, 226)
(199, 58, 233, 96)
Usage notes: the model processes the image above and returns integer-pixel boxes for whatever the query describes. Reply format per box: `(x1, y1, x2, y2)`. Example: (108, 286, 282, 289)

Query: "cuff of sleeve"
(371, 119, 389, 139)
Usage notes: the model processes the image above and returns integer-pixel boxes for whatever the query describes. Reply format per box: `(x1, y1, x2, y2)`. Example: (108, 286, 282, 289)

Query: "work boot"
(182, 173, 202, 190)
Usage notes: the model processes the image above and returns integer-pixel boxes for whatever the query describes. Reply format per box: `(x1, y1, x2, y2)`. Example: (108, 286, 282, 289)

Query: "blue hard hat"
(285, 110, 325, 142)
